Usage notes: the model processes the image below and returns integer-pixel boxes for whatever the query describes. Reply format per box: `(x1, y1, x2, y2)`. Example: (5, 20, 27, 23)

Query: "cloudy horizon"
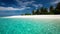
(0, 0, 60, 16)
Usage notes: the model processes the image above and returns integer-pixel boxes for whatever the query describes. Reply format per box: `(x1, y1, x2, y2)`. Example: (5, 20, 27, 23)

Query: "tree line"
(24, 2, 60, 15)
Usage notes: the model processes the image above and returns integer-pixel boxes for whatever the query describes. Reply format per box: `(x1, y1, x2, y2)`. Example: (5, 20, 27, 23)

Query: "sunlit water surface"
(0, 18, 60, 34)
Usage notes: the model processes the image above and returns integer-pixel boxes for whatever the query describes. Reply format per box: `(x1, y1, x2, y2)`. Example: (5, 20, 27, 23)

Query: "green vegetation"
(54, 2, 60, 14)
(24, 2, 60, 15)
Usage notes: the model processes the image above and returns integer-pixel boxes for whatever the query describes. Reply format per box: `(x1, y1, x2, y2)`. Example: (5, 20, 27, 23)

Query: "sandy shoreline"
(1, 15, 60, 19)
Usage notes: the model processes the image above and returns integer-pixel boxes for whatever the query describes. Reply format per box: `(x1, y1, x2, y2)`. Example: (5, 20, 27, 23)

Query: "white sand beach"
(2, 15, 60, 19)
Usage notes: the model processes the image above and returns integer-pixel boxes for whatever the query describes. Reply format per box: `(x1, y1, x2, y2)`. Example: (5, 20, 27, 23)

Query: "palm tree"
(35, 9, 40, 15)
(54, 2, 60, 14)
(32, 10, 36, 15)
(49, 6, 54, 14)
(40, 7, 48, 14)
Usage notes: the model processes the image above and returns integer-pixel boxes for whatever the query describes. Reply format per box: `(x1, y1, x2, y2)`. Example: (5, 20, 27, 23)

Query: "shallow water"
(0, 18, 60, 34)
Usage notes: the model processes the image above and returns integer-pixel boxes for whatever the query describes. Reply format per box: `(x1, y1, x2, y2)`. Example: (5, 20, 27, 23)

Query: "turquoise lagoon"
(0, 18, 60, 34)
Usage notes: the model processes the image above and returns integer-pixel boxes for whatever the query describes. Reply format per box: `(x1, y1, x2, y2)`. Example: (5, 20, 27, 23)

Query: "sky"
(0, 0, 60, 16)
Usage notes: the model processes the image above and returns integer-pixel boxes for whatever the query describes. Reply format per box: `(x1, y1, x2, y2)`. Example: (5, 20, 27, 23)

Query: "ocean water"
(0, 18, 60, 34)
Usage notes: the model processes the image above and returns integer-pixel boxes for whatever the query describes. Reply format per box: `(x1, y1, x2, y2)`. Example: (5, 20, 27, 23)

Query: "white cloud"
(33, 4, 43, 9)
(15, 0, 43, 9)
(16, 0, 35, 5)
(16, 0, 36, 7)
(34, 4, 43, 7)
(0, 6, 31, 10)
(50, 0, 60, 5)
